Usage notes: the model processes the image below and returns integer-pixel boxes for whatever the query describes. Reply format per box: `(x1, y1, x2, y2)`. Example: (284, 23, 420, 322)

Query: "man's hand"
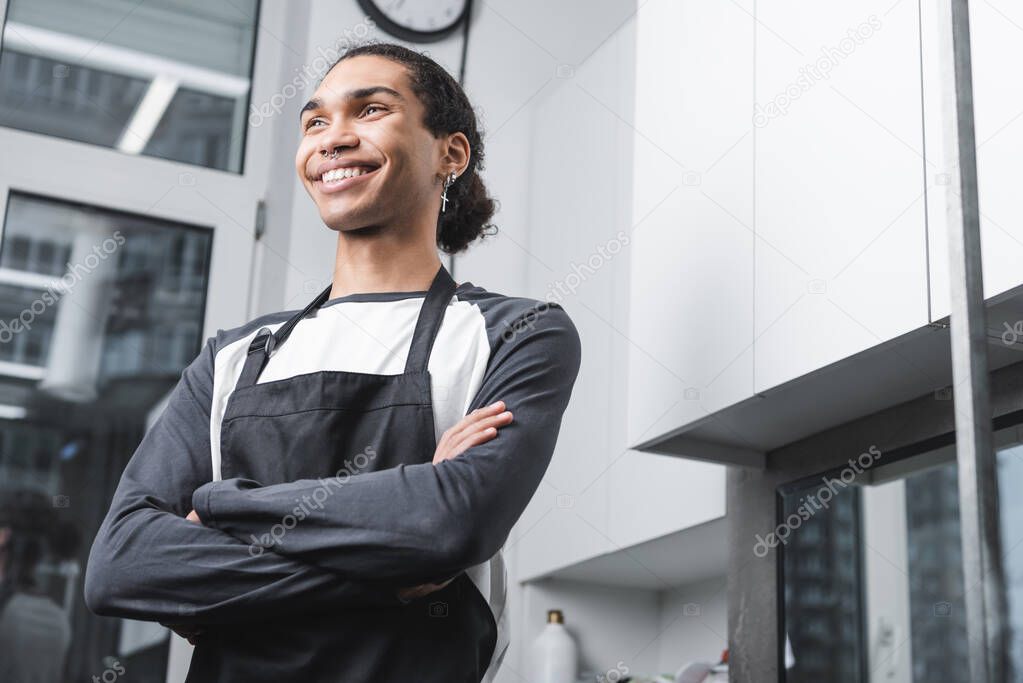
(397, 574, 458, 602)
(432, 400, 512, 465)
(186, 509, 201, 524)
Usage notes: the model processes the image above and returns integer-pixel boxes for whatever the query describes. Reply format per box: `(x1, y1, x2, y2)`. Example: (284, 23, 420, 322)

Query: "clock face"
(360, 0, 469, 43)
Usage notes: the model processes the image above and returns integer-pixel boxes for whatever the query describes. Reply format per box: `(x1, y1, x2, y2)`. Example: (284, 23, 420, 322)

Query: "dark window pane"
(0, 0, 258, 173)
(782, 482, 864, 682)
(0, 191, 212, 682)
(904, 464, 969, 682)
(0, 50, 150, 148)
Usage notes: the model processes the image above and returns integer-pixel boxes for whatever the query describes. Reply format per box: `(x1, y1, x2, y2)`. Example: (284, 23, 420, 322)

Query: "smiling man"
(84, 42, 581, 683)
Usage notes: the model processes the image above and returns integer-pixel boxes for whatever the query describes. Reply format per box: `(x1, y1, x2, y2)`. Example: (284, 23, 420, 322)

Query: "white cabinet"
(625, 0, 757, 448)
(753, 0, 930, 392)
(922, 0, 1023, 320)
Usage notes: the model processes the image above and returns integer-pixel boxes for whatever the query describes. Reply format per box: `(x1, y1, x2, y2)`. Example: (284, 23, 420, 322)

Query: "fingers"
(397, 584, 429, 601)
(456, 407, 512, 443)
(432, 401, 514, 465)
(434, 417, 507, 464)
(449, 419, 508, 457)
(397, 576, 457, 602)
(447, 402, 508, 440)
(463, 401, 507, 425)
(400, 583, 435, 600)
(435, 402, 513, 463)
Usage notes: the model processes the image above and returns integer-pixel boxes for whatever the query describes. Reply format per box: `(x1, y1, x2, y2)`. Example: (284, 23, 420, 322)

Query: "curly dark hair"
(321, 42, 498, 254)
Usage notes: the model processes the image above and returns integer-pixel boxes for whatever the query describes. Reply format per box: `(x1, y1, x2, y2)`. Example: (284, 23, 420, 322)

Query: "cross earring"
(441, 171, 457, 213)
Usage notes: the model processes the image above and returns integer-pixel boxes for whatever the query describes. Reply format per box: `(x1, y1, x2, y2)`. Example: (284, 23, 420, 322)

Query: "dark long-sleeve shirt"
(84, 280, 581, 678)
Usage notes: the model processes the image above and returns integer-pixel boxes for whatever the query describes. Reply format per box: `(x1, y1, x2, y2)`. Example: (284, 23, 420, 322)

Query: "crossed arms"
(83, 303, 581, 626)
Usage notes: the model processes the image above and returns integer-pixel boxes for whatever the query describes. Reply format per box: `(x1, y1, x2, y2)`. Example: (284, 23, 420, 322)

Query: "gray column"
(937, 0, 1010, 680)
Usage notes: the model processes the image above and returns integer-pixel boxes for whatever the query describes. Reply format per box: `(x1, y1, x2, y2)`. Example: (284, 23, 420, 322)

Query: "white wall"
(655, 576, 729, 673)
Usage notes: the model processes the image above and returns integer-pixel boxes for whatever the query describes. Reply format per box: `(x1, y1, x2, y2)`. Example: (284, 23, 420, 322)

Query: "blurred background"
(0, 0, 1021, 681)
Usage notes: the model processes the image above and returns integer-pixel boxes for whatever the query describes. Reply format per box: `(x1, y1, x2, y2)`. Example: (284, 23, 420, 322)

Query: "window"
(0, 0, 259, 173)
(779, 422, 1023, 682)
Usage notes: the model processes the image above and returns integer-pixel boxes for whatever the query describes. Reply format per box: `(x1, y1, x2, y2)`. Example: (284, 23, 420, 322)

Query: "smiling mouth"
(314, 165, 380, 193)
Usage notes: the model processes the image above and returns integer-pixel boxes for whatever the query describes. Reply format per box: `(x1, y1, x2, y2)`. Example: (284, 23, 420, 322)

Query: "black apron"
(188, 263, 497, 682)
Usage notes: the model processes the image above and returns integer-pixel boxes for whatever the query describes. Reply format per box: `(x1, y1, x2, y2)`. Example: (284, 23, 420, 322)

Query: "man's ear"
(441, 131, 470, 173)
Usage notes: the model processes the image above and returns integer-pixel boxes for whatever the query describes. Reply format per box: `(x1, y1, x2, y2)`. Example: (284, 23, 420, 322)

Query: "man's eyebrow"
(299, 86, 405, 122)
(299, 97, 324, 121)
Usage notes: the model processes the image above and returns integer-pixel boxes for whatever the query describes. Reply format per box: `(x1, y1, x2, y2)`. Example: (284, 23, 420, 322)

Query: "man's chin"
(317, 202, 356, 229)
(320, 213, 384, 235)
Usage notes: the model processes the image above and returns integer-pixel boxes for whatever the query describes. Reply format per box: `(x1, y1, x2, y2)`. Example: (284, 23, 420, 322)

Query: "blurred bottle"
(530, 609, 578, 683)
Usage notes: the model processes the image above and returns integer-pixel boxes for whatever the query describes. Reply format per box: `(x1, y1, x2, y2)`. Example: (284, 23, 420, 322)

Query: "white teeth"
(321, 166, 375, 182)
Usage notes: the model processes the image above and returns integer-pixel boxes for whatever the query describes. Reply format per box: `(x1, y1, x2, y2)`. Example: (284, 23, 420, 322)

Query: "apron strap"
(235, 262, 455, 388)
(405, 263, 457, 374)
(236, 284, 332, 389)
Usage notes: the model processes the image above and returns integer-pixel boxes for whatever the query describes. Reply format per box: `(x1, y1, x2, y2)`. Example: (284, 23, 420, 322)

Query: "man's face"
(295, 55, 440, 232)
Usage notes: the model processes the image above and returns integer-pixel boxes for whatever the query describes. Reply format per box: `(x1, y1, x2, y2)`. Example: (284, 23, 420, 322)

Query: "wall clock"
(357, 0, 470, 43)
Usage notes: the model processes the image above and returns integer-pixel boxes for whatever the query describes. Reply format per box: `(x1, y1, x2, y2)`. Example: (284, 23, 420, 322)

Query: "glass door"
(0, 1, 293, 680)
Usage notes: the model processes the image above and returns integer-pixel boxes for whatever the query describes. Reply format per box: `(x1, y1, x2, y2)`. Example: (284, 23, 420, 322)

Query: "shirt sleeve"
(191, 302, 582, 585)
(83, 334, 406, 626)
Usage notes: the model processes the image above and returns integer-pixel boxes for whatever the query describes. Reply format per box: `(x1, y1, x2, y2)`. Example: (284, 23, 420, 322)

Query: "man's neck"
(329, 233, 447, 299)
